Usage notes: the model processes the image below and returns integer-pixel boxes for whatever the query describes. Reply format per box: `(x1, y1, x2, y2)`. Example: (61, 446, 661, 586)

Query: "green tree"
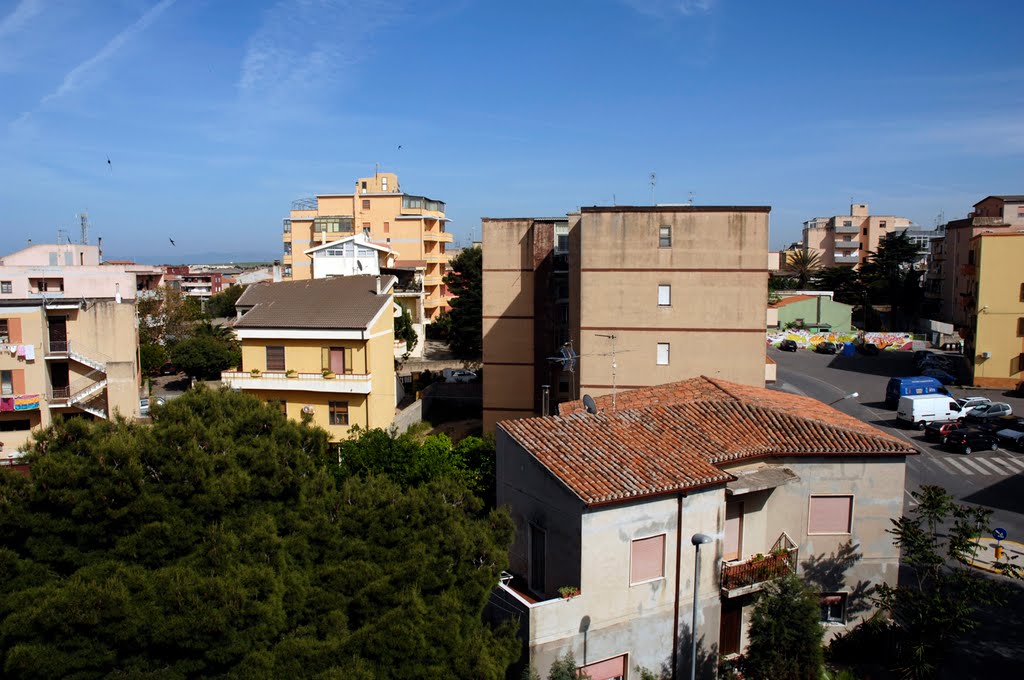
(547, 651, 590, 680)
(139, 342, 168, 376)
(869, 485, 1021, 679)
(785, 250, 821, 289)
(170, 333, 237, 380)
(812, 266, 864, 306)
(395, 306, 419, 353)
(206, 284, 246, 319)
(0, 388, 518, 678)
(859, 231, 923, 329)
(744, 574, 824, 680)
(137, 287, 208, 372)
(444, 246, 482, 358)
(427, 310, 453, 340)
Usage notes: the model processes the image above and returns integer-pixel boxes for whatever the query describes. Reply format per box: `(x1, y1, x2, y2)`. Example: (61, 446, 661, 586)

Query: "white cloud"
(0, 0, 45, 37)
(39, 0, 177, 105)
(620, 0, 716, 18)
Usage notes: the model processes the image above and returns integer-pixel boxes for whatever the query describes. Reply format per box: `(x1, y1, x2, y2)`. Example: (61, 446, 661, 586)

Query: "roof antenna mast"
(595, 333, 618, 410)
(78, 211, 89, 245)
(649, 172, 657, 205)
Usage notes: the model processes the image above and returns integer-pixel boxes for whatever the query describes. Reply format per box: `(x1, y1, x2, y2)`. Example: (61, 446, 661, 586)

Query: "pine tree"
(744, 574, 824, 680)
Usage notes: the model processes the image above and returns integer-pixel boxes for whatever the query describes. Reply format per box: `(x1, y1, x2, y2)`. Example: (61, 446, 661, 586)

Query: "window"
(809, 495, 853, 534)
(558, 377, 570, 394)
(48, 252, 58, 266)
(1018, 318, 1024, 337)
(361, 181, 367, 190)
(820, 593, 847, 624)
(656, 343, 670, 365)
(630, 534, 665, 584)
(266, 346, 285, 371)
(1020, 283, 1024, 302)
(0, 319, 7, 343)
(380, 177, 388, 191)
(580, 655, 626, 680)
(880, 221, 887, 229)
(1, 370, 12, 396)
(0, 418, 31, 432)
(659, 225, 672, 248)
(283, 266, 292, 278)
(658, 284, 671, 306)
(1018, 206, 1024, 219)
(362, 199, 370, 209)
(1, 281, 11, 294)
(554, 223, 569, 254)
(329, 401, 349, 425)
(363, 223, 371, 237)
(322, 347, 353, 374)
(862, 228, 868, 235)
(283, 243, 292, 255)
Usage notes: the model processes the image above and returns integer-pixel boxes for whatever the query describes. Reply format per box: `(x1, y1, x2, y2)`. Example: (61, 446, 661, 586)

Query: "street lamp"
(690, 533, 713, 680)
(827, 391, 858, 406)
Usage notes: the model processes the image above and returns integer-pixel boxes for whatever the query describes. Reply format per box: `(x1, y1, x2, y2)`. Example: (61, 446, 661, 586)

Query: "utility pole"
(595, 333, 618, 410)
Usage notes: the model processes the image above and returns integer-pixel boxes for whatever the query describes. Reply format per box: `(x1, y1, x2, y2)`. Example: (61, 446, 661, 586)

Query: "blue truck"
(885, 376, 950, 408)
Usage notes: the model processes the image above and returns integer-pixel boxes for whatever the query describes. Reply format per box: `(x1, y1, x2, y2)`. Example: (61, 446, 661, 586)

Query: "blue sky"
(2, 0, 1023, 262)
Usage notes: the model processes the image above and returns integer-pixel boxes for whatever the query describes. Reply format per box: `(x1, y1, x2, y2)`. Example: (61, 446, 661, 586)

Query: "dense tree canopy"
(744, 574, 824, 680)
(444, 247, 482, 358)
(0, 388, 518, 678)
(206, 284, 247, 319)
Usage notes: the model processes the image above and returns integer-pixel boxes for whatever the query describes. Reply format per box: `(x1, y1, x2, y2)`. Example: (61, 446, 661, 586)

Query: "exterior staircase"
(67, 348, 106, 372)
(69, 378, 108, 407)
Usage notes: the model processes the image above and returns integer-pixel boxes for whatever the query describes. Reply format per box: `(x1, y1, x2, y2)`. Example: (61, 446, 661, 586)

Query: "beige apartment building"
(220, 276, 398, 438)
(802, 203, 911, 269)
(282, 172, 453, 321)
(0, 243, 161, 459)
(482, 206, 770, 431)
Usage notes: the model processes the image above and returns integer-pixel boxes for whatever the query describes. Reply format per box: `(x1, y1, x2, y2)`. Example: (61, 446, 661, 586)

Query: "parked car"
(944, 429, 1000, 454)
(446, 369, 478, 383)
(995, 425, 1024, 451)
(921, 368, 957, 385)
(885, 376, 950, 408)
(924, 421, 964, 444)
(913, 350, 934, 364)
(964, 402, 1013, 424)
(779, 339, 798, 352)
(157, 362, 178, 376)
(815, 341, 838, 355)
(858, 343, 880, 356)
(955, 396, 992, 415)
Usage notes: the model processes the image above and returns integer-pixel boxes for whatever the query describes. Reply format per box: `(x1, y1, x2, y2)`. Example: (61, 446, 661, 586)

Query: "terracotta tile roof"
(234, 275, 394, 330)
(769, 294, 815, 308)
(504, 376, 915, 507)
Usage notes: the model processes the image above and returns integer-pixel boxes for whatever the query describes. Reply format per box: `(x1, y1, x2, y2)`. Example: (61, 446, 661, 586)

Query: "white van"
(896, 394, 963, 429)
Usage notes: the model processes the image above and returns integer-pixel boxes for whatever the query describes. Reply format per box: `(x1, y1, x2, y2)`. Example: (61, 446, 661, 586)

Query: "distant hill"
(106, 251, 276, 266)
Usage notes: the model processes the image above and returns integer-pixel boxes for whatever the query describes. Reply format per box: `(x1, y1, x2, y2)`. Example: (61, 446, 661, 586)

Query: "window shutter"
(8, 318, 21, 344)
(322, 347, 330, 370)
(12, 369, 25, 394)
(344, 348, 354, 374)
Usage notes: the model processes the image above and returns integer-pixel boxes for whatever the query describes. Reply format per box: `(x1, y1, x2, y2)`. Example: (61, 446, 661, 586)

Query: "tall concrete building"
(802, 203, 911, 269)
(282, 172, 453, 321)
(482, 205, 770, 431)
(0, 243, 162, 459)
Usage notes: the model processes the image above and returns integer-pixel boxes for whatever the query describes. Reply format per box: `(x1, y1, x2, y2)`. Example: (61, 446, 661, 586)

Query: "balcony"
(221, 371, 372, 395)
(835, 224, 860, 235)
(834, 254, 859, 264)
(721, 533, 798, 598)
(834, 239, 859, 250)
(423, 231, 454, 243)
(424, 252, 448, 264)
(423, 274, 444, 287)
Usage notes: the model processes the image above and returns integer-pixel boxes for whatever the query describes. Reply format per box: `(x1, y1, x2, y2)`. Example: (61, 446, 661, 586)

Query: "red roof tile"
(505, 376, 915, 507)
(769, 294, 816, 308)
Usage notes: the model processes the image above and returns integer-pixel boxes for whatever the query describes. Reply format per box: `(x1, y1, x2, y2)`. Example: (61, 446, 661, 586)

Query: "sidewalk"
(966, 537, 1024, 575)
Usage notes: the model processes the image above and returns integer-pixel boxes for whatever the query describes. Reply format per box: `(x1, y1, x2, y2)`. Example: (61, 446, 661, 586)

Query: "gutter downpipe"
(672, 492, 684, 679)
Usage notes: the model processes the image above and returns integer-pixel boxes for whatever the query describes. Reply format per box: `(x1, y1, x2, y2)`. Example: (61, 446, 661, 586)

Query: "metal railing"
(721, 532, 798, 592)
(51, 386, 70, 401)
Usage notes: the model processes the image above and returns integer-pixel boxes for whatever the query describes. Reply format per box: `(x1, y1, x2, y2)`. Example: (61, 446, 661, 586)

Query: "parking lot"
(768, 346, 1024, 542)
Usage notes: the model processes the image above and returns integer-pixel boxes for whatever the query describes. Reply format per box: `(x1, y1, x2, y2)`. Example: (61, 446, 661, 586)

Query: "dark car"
(920, 368, 957, 385)
(815, 341, 838, 355)
(944, 430, 999, 454)
(995, 426, 1024, 451)
(924, 421, 963, 444)
(858, 343, 880, 356)
(156, 362, 178, 376)
(779, 339, 798, 352)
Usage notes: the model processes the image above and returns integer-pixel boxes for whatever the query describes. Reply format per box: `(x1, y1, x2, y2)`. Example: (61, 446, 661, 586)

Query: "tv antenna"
(78, 211, 90, 245)
(595, 333, 619, 410)
(546, 342, 580, 401)
(649, 172, 657, 204)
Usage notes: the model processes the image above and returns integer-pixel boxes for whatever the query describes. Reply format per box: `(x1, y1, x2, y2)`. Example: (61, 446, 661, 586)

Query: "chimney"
(98, 236, 103, 263)
(375, 275, 382, 294)
(272, 259, 281, 283)
(541, 385, 550, 416)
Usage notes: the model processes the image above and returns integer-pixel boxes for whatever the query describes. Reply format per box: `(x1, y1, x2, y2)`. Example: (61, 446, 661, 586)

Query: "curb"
(965, 537, 1024, 575)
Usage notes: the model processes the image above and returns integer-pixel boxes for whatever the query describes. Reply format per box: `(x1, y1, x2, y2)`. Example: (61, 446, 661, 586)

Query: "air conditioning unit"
(980, 352, 992, 359)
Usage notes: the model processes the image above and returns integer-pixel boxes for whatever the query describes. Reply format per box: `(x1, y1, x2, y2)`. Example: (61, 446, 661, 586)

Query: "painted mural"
(766, 329, 913, 351)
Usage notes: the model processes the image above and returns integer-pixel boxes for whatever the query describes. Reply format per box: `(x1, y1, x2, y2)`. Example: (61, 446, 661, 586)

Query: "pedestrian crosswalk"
(930, 453, 1024, 476)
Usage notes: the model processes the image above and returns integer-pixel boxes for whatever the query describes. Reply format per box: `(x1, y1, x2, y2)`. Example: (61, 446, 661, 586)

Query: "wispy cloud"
(0, 0, 44, 37)
(38, 0, 177, 106)
(620, 0, 716, 18)
(238, 0, 404, 103)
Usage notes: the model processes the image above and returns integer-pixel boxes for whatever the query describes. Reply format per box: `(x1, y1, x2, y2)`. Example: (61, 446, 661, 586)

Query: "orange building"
(282, 172, 453, 320)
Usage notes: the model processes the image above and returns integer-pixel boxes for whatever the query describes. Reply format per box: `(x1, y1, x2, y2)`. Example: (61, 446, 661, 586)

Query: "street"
(768, 347, 1024, 546)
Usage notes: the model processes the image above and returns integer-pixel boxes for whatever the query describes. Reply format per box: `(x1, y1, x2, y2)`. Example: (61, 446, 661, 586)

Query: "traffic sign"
(992, 527, 1007, 541)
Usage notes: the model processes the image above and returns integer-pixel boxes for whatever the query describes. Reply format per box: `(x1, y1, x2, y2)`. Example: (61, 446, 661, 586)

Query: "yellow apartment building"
(220, 275, 398, 438)
(802, 203, 911, 269)
(964, 231, 1024, 389)
(482, 205, 771, 431)
(282, 172, 453, 321)
(1, 244, 158, 460)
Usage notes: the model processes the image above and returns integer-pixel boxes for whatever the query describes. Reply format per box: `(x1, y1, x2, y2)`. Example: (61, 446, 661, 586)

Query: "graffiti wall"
(766, 329, 913, 351)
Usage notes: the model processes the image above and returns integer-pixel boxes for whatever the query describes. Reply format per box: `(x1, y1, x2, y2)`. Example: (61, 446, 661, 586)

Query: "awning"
(726, 465, 800, 496)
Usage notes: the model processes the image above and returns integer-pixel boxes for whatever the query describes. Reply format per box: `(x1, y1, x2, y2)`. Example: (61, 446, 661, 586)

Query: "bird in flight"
(169, 238, 176, 246)
(106, 156, 112, 170)
(397, 144, 402, 151)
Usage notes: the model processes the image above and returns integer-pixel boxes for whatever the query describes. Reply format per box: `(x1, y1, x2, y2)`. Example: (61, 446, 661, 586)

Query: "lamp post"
(827, 391, 858, 406)
(690, 533, 713, 680)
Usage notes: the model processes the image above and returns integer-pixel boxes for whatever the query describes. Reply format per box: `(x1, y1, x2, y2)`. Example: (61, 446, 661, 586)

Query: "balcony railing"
(721, 532, 798, 597)
(834, 239, 859, 249)
(48, 340, 68, 354)
(834, 254, 859, 264)
(221, 371, 373, 395)
(51, 386, 70, 401)
(835, 224, 860, 234)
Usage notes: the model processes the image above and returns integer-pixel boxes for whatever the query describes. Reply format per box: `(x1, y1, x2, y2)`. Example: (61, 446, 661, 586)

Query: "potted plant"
(322, 368, 336, 379)
(286, 369, 298, 378)
(558, 586, 580, 600)
(249, 368, 261, 377)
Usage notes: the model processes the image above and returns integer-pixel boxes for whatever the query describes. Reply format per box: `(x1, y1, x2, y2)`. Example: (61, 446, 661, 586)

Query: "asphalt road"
(768, 346, 1024, 545)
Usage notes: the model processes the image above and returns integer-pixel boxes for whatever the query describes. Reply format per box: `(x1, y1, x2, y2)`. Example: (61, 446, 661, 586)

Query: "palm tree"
(785, 249, 821, 288)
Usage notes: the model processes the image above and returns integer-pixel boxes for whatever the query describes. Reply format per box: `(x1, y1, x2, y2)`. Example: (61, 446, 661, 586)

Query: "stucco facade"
(965, 232, 1024, 388)
(482, 207, 770, 432)
(769, 294, 854, 333)
(801, 204, 911, 270)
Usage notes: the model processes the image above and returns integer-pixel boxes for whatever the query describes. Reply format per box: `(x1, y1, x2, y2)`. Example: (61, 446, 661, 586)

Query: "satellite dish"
(302, 405, 315, 415)
(583, 394, 598, 415)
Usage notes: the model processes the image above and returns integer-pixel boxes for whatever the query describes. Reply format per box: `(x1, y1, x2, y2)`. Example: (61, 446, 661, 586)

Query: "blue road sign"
(993, 527, 1007, 541)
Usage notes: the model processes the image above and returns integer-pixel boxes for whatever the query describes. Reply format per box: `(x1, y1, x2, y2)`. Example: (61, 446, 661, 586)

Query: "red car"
(923, 421, 962, 444)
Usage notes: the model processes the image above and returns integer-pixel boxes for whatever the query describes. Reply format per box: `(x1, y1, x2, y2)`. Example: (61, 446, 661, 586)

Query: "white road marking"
(928, 456, 954, 474)
(960, 458, 991, 475)
(943, 457, 974, 475)
(999, 456, 1024, 471)
(989, 458, 1021, 474)
(972, 457, 1007, 475)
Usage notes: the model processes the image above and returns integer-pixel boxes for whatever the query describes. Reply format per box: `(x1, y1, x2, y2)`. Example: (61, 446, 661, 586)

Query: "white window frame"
(656, 342, 670, 366)
(820, 592, 848, 625)
(659, 225, 672, 248)
(658, 284, 671, 307)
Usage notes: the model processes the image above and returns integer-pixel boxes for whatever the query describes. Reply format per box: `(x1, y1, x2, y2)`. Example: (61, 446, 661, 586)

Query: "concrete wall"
(774, 297, 854, 333)
(971, 234, 1024, 388)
